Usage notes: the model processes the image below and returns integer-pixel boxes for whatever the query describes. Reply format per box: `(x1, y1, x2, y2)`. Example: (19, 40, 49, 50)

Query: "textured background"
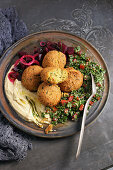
(0, 0, 113, 169)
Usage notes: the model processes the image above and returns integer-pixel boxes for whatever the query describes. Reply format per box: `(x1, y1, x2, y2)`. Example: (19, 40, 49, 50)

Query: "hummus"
(5, 67, 51, 127)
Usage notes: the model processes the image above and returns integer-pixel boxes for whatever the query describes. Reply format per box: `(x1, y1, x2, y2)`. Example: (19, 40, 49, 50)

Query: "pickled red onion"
(19, 55, 35, 66)
(40, 41, 46, 47)
(33, 60, 40, 65)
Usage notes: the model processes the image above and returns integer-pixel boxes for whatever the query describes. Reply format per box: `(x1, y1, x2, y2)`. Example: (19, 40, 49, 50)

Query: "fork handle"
(76, 94, 94, 159)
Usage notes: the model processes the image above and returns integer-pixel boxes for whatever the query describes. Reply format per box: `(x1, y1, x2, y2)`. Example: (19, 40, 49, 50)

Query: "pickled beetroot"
(62, 43, 67, 53)
(14, 59, 20, 67)
(47, 41, 52, 46)
(33, 53, 39, 60)
(46, 41, 60, 51)
(18, 51, 27, 57)
(34, 47, 40, 54)
(67, 47, 74, 55)
(13, 59, 26, 73)
(19, 63, 27, 70)
(12, 66, 19, 72)
(9, 41, 80, 83)
(52, 43, 60, 51)
(47, 45, 55, 51)
(44, 47, 49, 53)
(9, 54, 41, 83)
(58, 42, 62, 49)
(8, 71, 19, 83)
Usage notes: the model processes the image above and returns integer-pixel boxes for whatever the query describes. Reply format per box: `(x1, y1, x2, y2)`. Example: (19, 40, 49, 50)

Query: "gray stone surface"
(0, 0, 113, 169)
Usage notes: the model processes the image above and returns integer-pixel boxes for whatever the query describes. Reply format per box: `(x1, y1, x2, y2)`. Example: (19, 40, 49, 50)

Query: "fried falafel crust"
(21, 65, 43, 92)
(40, 67, 68, 84)
(59, 67, 83, 92)
(37, 82, 61, 106)
(42, 50, 66, 68)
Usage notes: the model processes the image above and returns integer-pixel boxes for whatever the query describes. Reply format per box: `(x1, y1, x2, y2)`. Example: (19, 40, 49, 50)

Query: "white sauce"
(4, 67, 51, 125)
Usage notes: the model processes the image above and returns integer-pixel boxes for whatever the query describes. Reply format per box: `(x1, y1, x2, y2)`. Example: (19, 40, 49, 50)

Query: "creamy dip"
(5, 67, 51, 127)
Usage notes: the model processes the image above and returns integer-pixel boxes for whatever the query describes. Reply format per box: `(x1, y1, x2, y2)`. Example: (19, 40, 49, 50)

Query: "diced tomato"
(68, 95, 74, 102)
(83, 84, 86, 88)
(77, 50, 82, 56)
(73, 58, 77, 62)
(46, 108, 51, 113)
(89, 101, 94, 106)
(93, 95, 96, 98)
(53, 117, 57, 121)
(64, 108, 69, 114)
(97, 97, 100, 100)
(52, 107, 57, 112)
(79, 104, 84, 111)
(61, 100, 69, 105)
(86, 57, 90, 62)
(97, 82, 101, 87)
(72, 112, 79, 120)
(80, 64, 85, 70)
(76, 96, 79, 101)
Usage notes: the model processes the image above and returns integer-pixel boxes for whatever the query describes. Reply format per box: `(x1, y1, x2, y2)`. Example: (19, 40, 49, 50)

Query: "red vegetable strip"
(33, 60, 40, 65)
(20, 55, 34, 66)
(61, 100, 69, 105)
(52, 107, 57, 112)
(64, 108, 69, 114)
(76, 96, 79, 101)
(80, 64, 85, 70)
(89, 101, 94, 106)
(68, 96, 74, 102)
(79, 104, 84, 111)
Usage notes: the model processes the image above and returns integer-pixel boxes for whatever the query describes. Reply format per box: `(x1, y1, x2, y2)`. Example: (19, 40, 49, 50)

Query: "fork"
(76, 74, 96, 159)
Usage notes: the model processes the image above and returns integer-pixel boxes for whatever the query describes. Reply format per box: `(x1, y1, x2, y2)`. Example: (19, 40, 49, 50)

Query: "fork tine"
(76, 74, 96, 159)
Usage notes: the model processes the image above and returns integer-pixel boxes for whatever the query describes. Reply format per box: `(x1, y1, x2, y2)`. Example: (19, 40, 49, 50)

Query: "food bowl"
(0, 31, 109, 138)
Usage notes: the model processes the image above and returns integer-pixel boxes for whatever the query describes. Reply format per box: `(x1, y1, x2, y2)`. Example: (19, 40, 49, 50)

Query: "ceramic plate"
(0, 31, 109, 138)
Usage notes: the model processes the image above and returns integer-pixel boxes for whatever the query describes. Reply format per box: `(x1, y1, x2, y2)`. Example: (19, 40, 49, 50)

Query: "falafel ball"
(59, 67, 83, 92)
(21, 65, 43, 91)
(42, 50, 66, 68)
(37, 82, 61, 106)
(40, 67, 68, 84)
